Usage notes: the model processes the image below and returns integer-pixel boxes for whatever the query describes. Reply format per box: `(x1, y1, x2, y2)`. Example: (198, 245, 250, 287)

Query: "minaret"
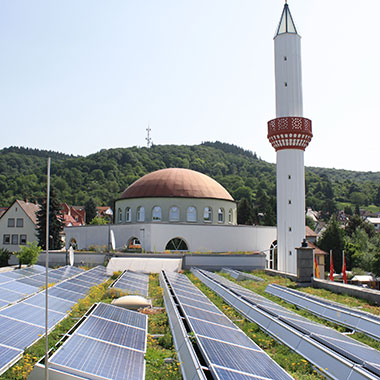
(267, 2, 312, 274)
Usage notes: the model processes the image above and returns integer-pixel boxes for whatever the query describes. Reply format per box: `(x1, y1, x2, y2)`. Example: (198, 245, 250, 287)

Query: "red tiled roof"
(120, 168, 234, 201)
(305, 226, 318, 237)
(308, 241, 328, 255)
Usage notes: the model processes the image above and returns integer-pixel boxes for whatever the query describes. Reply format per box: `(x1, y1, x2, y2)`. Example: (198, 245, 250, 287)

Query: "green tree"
(305, 216, 316, 230)
(318, 217, 345, 273)
(89, 216, 109, 225)
(0, 248, 11, 267)
(16, 242, 42, 268)
(36, 187, 64, 250)
(85, 198, 97, 224)
(237, 198, 254, 225)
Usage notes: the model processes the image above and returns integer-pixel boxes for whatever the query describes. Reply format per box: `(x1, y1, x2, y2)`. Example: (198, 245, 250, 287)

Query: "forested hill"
(0, 142, 379, 218)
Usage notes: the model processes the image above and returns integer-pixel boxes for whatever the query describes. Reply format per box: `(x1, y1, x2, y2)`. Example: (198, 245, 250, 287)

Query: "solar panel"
(16, 277, 44, 287)
(198, 336, 294, 380)
(0, 344, 22, 374)
(75, 315, 146, 351)
(48, 287, 84, 303)
(194, 269, 380, 380)
(266, 284, 380, 341)
(91, 303, 147, 330)
(0, 281, 38, 294)
(112, 271, 149, 297)
(56, 281, 89, 295)
(0, 303, 64, 329)
(163, 271, 293, 380)
(49, 335, 145, 380)
(0, 315, 44, 350)
(0, 289, 24, 303)
(24, 293, 75, 314)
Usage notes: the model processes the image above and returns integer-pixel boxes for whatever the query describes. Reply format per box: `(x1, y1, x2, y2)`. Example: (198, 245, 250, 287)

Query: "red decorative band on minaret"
(267, 117, 312, 151)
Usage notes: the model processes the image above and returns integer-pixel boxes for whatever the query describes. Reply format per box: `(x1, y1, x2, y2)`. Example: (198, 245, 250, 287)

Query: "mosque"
(65, 168, 277, 255)
(65, 2, 311, 276)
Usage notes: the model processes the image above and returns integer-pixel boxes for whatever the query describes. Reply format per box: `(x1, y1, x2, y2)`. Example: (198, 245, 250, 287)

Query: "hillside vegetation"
(0, 143, 379, 223)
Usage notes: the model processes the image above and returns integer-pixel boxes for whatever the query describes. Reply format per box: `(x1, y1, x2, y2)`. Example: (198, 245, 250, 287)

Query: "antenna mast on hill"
(146, 125, 153, 148)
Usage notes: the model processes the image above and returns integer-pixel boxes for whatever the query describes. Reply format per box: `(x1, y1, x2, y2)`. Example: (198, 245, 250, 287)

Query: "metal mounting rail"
(222, 268, 264, 282)
(192, 268, 380, 380)
(159, 271, 207, 380)
(266, 283, 380, 341)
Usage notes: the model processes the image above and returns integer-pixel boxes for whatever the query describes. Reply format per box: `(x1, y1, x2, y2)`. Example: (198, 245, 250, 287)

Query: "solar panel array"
(0, 265, 109, 376)
(193, 268, 380, 380)
(45, 303, 147, 380)
(222, 268, 264, 282)
(0, 265, 47, 307)
(112, 271, 149, 297)
(266, 283, 380, 341)
(163, 271, 294, 380)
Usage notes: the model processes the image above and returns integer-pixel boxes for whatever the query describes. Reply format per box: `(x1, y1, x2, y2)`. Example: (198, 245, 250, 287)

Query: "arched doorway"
(126, 237, 142, 252)
(69, 238, 78, 250)
(269, 240, 277, 270)
(165, 238, 188, 251)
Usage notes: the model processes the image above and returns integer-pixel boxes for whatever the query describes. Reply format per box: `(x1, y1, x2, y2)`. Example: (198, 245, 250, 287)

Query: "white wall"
(65, 223, 277, 254)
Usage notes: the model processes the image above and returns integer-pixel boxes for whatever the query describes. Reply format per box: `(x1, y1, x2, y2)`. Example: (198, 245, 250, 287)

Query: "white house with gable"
(0, 200, 40, 252)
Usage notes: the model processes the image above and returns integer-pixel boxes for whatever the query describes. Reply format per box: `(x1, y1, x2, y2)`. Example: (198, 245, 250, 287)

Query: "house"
(60, 203, 86, 227)
(96, 206, 113, 221)
(365, 217, 380, 233)
(0, 200, 40, 252)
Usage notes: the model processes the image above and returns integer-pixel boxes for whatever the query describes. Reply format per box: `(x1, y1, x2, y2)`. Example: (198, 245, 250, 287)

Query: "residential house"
(60, 204, 86, 227)
(0, 200, 40, 252)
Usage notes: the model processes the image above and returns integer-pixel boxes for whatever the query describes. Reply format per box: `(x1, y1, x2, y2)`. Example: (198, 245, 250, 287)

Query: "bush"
(0, 248, 11, 267)
(16, 242, 42, 267)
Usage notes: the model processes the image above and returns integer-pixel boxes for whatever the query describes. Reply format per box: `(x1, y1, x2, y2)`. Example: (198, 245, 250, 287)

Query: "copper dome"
(120, 168, 234, 201)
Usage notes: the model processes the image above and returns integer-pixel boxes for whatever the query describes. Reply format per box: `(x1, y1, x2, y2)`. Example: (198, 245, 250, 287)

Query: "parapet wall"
(313, 278, 380, 305)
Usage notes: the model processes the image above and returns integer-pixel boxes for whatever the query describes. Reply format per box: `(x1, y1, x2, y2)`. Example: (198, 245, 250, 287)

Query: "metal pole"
(45, 157, 51, 380)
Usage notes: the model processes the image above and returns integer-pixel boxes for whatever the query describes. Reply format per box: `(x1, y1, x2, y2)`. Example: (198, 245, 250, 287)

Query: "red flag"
(314, 256, 320, 278)
(329, 250, 334, 281)
(342, 251, 347, 284)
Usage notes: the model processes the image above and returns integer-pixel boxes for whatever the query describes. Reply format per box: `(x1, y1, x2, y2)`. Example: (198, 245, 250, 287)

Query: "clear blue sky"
(0, 1, 379, 172)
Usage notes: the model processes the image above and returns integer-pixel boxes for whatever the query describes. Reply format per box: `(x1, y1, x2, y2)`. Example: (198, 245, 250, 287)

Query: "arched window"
(187, 206, 197, 222)
(218, 208, 224, 223)
(203, 206, 212, 222)
(117, 208, 122, 223)
(228, 209, 233, 224)
(152, 206, 162, 221)
(137, 206, 145, 222)
(125, 207, 132, 222)
(165, 238, 188, 251)
(169, 206, 180, 222)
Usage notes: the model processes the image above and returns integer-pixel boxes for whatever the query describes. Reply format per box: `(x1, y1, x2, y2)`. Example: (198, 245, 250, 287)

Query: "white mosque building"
(65, 168, 276, 254)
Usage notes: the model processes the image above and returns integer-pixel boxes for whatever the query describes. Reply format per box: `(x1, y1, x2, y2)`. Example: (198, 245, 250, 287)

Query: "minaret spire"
(267, 3, 312, 275)
(276, 2, 297, 36)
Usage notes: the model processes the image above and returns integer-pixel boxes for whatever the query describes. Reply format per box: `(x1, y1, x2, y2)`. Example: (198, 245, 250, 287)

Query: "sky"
(0, 1, 379, 172)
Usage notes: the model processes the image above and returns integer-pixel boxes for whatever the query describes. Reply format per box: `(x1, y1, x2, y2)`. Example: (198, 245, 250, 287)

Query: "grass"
(187, 273, 325, 380)
(145, 274, 181, 380)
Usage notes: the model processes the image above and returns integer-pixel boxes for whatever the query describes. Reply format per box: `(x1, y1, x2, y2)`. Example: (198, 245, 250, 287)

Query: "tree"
(36, 187, 64, 250)
(0, 248, 11, 267)
(89, 216, 109, 225)
(16, 242, 42, 268)
(237, 198, 254, 225)
(318, 217, 345, 273)
(85, 198, 97, 224)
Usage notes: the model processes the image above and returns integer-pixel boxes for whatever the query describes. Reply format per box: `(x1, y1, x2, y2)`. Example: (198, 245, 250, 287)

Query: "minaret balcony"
(267, 116, 312, 151)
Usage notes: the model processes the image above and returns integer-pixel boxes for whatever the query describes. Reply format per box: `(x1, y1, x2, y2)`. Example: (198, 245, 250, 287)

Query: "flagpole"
(45, 157, 51, 380)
